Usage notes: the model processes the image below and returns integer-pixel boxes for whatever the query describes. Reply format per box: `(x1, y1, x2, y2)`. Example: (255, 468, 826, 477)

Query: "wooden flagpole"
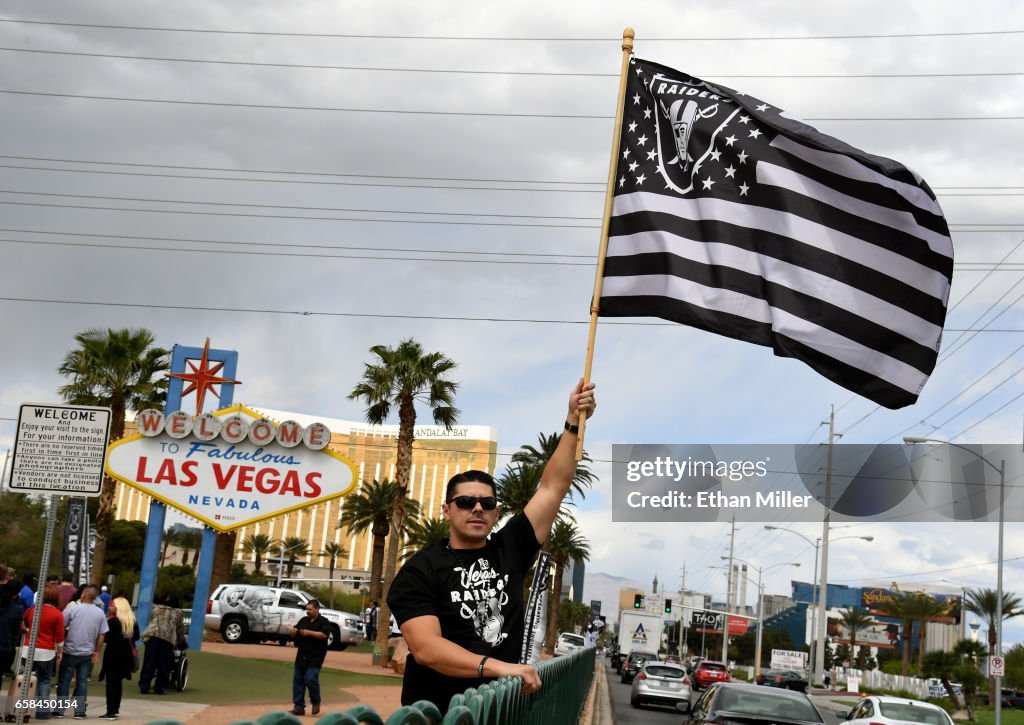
(576, 27, 634, 461)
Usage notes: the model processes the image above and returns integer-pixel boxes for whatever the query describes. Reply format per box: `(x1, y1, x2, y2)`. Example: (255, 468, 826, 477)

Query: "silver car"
(630, 661, 692, 710)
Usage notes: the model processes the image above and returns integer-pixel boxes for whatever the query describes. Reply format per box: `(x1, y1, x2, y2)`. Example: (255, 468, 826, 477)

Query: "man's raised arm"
(524, 379, 596, 546)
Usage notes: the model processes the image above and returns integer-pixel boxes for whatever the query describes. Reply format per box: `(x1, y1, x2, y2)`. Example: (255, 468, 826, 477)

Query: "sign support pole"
(16, 495, 58, 725)
(189, 527, 218, 650)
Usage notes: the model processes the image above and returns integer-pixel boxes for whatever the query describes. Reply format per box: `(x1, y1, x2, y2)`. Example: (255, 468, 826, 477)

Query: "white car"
(840, 695, 955, 725)
(553, 632, 587, 656)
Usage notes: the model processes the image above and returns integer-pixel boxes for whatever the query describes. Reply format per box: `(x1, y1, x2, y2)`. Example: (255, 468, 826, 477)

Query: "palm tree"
(510, 432, 595, 502)
(965, 587, 1023, 702)
(348, 338, 459, 662)
(543, 519, 590, 653)
(496, 463, 543, 520)
(904, 592, 948, 672)
(496, 463, 573, 525)
(277, 536, 312, 580)
(877, 592, 916, 675)
(177, 530, 203, 569)
(57, 327, 170, 583)
(838, 606, 875, 666)
(321, 542, 349, 609)
(241, 533, 276, 574)
(337, 479, 420, 604)
(402, 516, 450, 560)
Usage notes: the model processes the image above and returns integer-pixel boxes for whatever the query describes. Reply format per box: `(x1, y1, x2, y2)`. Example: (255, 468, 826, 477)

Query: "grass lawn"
(79, 649, 399, 705)
(955, 709, 1024, 725)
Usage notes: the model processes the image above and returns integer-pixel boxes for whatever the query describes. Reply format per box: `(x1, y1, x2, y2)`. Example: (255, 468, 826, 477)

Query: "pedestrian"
(288, 599, 330, 717)
(57, 572, 76, 611)
(22, 584, 65, 721)
(18, 572, 37, 611)
(364, 600, 379, 642)
(0, 569, 24, 692)
(387, 380, 596, 714)
(98, 597, 140, 721)
(138, 594, 185, 695)
(55, 583, 108, 719)
(98, 586, 112, 615)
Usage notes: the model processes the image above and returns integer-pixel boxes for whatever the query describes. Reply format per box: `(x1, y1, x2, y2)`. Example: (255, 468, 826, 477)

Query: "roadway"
(603, 664, 852, 725)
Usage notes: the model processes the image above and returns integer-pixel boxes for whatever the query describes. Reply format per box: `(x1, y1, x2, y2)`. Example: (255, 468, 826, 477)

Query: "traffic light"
(633, 593, 644, 609)
(664, 598, 672, 613)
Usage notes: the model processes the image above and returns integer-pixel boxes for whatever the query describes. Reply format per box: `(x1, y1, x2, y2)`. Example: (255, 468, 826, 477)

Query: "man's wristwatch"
(564, 420, 579, 434)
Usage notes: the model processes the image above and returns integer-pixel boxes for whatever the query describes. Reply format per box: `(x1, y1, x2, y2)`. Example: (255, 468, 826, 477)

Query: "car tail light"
(637, 673, 647, 680)
(206, 600, 212, 614)
(775, 676, 783, 681)
(683, 676, 691, 685)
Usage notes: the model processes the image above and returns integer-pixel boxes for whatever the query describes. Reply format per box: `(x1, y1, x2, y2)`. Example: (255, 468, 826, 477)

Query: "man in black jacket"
(289, 599, 331, 716)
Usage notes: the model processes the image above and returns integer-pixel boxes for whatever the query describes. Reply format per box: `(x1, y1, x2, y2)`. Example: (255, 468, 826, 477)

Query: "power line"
(0, 236, 597, 266)
(3, 45, 1023, 80)
(1, 154, 1018, 192)
(0, 199, 601, 229)
(10, 235, 1013, 269)
(0, 189, 1015, 228)
(1, 88, 1022, 120)
(1, 228, 1015, 270)
(0, 154, 605, 186)
(1, 17, 1021, 41)
(0, 188, 596, 221)
(0, 296, 1016, 332)
(0, 227, 593, 258)
(1, 162, 1019, 197)
(0, 163, 603, 194)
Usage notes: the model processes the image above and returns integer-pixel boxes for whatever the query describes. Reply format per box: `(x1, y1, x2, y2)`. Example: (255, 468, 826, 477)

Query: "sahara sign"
(105, 404, 357, 532)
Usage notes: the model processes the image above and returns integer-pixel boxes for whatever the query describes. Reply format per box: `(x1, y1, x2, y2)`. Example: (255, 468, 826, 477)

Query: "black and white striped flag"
(600, 58, 953, 409)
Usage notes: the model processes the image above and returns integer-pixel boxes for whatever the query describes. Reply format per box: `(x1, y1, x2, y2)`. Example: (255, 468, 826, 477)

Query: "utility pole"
(723, 516, 735, 666)
(815, 407, 836, 685)
(680, 564, 688, 656)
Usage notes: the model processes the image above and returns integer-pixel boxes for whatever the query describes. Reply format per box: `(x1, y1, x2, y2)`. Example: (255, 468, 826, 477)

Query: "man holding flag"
(387, 380, 596, 714)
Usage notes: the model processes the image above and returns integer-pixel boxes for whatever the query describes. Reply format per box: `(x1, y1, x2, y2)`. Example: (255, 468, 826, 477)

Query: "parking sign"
(991, 655, 1005, 677)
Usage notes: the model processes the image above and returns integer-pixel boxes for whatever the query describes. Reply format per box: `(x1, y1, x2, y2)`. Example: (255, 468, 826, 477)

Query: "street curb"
(589, 660, 614, 725)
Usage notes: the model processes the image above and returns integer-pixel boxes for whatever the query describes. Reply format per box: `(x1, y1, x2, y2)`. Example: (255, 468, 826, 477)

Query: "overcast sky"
(1, 2, 1023, 643)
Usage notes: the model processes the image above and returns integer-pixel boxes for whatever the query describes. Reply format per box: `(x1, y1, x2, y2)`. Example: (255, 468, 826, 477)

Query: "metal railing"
(145, 646, 596, 725)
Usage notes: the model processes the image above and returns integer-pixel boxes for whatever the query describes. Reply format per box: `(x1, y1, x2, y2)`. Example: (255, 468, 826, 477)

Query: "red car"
(692, 660, 731, 690)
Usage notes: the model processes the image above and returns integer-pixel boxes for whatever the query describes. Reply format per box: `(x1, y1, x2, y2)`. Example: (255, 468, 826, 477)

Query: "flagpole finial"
(622, 27, 635, 52)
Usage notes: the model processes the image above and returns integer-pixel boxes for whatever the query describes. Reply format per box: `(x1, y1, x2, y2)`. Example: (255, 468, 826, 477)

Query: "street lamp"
(721, 556, 800, 677)
(904, 436, 1005, 725)
(765, 526, 873, 684)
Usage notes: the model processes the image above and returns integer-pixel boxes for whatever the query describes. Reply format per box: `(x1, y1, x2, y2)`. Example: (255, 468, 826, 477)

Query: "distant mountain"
(582, 571, 645, 624)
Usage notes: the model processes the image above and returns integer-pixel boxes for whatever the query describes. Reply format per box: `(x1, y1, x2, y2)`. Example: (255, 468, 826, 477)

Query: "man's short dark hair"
(307, 599, 321, 610)
(445, 470, 497, 502)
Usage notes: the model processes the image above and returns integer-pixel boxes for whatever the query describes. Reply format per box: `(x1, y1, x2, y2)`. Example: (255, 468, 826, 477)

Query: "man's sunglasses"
(447, 495, 498, 511)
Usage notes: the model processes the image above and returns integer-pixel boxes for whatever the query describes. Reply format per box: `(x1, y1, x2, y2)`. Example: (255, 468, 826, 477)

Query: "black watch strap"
(564, 420, 579, 434)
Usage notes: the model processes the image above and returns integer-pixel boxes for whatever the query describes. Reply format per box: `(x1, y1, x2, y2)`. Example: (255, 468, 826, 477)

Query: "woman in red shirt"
(23, 584, 65, 720)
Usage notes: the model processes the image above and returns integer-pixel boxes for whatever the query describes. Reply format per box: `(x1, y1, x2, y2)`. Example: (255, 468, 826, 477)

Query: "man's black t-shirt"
(293, 614, 331, 668)
(387, 512, 541, 712)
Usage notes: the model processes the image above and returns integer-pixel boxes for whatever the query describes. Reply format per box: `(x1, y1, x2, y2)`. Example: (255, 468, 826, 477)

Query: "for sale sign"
(105, 404, 357, 532)
(9, 404, 111, 496)
(771, 649, 808, 671)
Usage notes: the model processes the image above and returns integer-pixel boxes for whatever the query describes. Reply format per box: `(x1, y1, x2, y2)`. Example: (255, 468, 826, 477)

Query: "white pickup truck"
(205, 583, 364, 650)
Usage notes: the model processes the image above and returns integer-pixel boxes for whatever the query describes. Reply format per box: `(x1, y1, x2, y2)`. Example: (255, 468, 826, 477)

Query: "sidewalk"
(36, 643, 403, 724)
